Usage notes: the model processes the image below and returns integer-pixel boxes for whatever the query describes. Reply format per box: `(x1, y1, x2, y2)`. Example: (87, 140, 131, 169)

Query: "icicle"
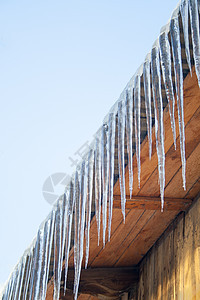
(64, 180, 75, 294)
(189, 0, 200, 86)
(38, 211, 55, 300)
(44, 210, 55, 299)
(170, 16, 186, 190)
(108, 112, 116, 241)
(94, 135, 102, 245)
(2, 279, 10, 300)
(151, 46, 165, 211)
(3, 278, 12, 300)
(159, 31, 177, 148)
(23, 247, 34, 300)
(143, 59, 152, 159)
(9, 266, 19, 299)
(134, 74, 141, 188)
(74, 161, 87, 300)
(85, 149, 94, 268)
(14, 255, 26, 300)
(73, 171, 80, 295)
(180, 0, 192, 74)
(29, 226, 44, 300)
(53, 198, 63, 300)
(125, 89, 133, 198)
(12, 260, 22, 300)
(101, 124, 109, 246)
(54, 193, 69, 300)
(118, 100, 126, 222)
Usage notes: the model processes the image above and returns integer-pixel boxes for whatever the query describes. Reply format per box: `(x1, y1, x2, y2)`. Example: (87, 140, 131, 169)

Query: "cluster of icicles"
(2, 0, 200, 299)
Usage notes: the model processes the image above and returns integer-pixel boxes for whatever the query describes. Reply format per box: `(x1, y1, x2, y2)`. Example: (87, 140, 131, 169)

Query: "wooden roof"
(45, 62, 200, 299)
(44, 7, 200, 300)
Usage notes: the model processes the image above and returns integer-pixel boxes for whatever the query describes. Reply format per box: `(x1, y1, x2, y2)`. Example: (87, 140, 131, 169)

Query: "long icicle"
(73, 171, 80, 296)
(17, 255, 27, 299)
(134, 74, 141, 188)
(44, 210, 55, 299)
(108, 112, 116, 241)
(143, 59, 152, 159)
(94, 134, 102, 245)
(118, 99, 126, 222)
(170, 16, 186, 190)
(23, 245, 34, 300)
(85, 149, 94, 268)
(101, 124, 109, 246)
(64, 180, 75, 294)
(9, 265, 19, 299)
(189, 0, 200, 86)
(53, 198, 63, 300)
(38, 213, 54, 300)
(59, 193, 68, 292)
(33, 226, 45, 300)
(180, 0, 192, 74)
(159, 31, 177, 148)
(125, 88, 133, 198)
(29, 227, 44, 300)
(53, 194, 68, 300)
(151, 45, 165, 211)
(74, 161, 87, 300)
(13, 256, 26, 300)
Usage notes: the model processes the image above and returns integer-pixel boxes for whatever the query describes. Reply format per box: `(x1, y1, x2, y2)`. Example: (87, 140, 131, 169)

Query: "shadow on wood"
(59, 267, 139, 299)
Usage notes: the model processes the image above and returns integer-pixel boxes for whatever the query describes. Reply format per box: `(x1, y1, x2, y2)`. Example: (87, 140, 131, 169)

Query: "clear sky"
(0, 0, 179, 290)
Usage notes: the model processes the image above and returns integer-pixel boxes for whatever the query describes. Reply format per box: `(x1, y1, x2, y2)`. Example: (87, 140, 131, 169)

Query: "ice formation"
(2, 0, 200, 299)
(118, 99, 126, 222)
(143, 58, 152, 159)
(125, 88, 133, 198)
(134, 74, 141, 188)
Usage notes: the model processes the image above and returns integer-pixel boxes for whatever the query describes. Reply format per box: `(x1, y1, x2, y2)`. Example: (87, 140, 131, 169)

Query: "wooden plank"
(138, 263, 144, 300)
(158, 240, 164, 300)
(174, 217, 184, 300)
(184, 177, 200, 199)
(193, 196, 200, 299)
(183, 203, 196, 299)
(114, 210, 177, 266)
(148, 247, 154, 300)
(167, 230, 175, 299)
(113, 195, 192, 211)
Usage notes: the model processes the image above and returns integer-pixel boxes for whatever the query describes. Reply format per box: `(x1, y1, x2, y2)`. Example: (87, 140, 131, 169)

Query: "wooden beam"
(113, 195, 192, 211)
(59, 267, 139, 299)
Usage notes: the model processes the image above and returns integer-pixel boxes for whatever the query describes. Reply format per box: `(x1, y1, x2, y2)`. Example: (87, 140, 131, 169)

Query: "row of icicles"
(2, 0, 200, 299)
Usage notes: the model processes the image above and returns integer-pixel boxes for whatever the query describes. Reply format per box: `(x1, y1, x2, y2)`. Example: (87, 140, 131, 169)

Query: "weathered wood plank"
(184, 202, 197, 299)
(137, 197, 200, 300)
(174, 217, 184, 300)
(193, 196, 200, 299)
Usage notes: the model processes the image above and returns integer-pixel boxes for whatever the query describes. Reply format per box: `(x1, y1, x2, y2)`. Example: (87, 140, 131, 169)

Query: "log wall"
(137, 195, 200, 299)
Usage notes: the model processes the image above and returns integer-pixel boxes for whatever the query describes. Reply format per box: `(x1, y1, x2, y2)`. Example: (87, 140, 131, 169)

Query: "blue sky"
(0, 0, 178, 290)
